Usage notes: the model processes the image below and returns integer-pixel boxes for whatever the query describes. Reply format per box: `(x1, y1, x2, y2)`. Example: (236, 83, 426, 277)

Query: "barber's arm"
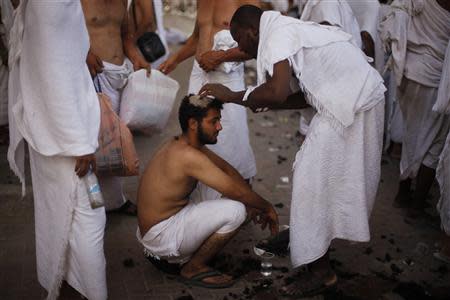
(199, 47, 252, 72)
(159, 21, 199, 74)
(200, 60, 310, 110)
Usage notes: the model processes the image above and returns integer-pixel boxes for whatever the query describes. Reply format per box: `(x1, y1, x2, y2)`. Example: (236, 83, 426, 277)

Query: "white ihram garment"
(137, 196, 246, 264)
(96, 59, 133, 210)
(188, 30, 256, 200)
(434, 43, 450, 234)
(379, 0, 450, 178)
(7, 1, 106, 299)
(256, 12, 385, 267)
(297, 0, 362, 135)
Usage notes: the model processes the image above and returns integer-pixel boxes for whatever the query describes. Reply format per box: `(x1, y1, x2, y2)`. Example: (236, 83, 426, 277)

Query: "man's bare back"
(81, 0, 127, 65)
(137, 137, 199, 234)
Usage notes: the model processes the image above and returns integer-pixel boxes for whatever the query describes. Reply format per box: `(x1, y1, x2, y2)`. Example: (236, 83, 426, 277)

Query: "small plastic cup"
(260, 252, 274, 276)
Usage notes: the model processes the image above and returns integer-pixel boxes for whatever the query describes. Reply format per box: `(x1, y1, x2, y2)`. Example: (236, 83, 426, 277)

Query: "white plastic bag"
(120, 69, 179, 133)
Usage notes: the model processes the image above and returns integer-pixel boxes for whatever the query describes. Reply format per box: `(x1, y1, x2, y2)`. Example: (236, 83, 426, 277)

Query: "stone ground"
(1, 13, 450, 300)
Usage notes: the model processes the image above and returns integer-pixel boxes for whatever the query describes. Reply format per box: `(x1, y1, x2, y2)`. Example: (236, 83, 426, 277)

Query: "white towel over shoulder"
(257, 11, 381, 131)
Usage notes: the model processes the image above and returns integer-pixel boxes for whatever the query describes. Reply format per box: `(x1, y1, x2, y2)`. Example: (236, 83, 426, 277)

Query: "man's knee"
(216, 200, 246, 234)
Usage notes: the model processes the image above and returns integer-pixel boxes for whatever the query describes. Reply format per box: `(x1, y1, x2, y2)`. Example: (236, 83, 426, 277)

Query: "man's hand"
(260, 205, 279, 236)
(132, 56, 152, 76)
(86, 50, 104, 77)
(75, 154, 96, 178)
(199, 83, 236, 102)
(198, 50, 225, 72)
(158, 55, 178, 74)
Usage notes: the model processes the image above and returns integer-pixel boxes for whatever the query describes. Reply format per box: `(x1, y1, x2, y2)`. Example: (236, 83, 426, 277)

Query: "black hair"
(178, 95, 223, 133)
(230, 4, 263, 31)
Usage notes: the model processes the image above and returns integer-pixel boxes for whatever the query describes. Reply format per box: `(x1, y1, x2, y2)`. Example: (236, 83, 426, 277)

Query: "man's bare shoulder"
(158, 137, 209, 165)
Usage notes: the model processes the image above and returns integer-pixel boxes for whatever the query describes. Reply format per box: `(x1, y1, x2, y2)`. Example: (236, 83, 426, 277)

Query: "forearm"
(172, 35, 198, 64)
(221, 47, 252, 63)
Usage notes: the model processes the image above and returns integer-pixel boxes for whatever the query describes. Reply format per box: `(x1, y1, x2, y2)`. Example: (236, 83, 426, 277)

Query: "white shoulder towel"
(8, 0, 100, 194)
(257, 11, 382, 131)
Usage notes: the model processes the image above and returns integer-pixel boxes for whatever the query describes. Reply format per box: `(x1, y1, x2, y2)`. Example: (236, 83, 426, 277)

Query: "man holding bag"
(81, 0, 149, 214)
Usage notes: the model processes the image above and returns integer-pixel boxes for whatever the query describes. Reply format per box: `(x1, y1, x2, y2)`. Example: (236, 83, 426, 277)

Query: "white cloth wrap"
(29, 147, 107, 300)
(8, 0, 100, 195)
(379, 0, 450, 87)
(212, 29, 241, 73)
(380, 0, 450, 177)
(298, 0, 362, 48)
(7, 1, 106, 299)
(432, 43, 450, 235)
(433, 42, 450, 114)
(96, 58, 133, 113)
(257, 11, 385, 266)
(137, 196, 246, 264)
(398, 79, 450, 178)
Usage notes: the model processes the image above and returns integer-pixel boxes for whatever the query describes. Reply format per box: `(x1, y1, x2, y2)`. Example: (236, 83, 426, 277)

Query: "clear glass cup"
(260, 252, 274, 276)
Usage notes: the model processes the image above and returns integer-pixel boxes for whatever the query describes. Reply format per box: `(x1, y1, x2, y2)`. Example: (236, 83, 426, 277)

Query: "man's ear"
(188, 118, 198, 131)
(250, 27, 259, 39)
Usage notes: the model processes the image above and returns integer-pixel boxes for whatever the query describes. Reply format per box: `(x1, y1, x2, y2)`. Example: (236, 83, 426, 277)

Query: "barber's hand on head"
(199, 83, 235, 102)
(260, 205, 279, 237)
(158, 55, 178, 74)
(74, 154, 96, 178)
(133, 56, 152, 77)
(86, 50, 104, 78)
(198, 50, 225, 72)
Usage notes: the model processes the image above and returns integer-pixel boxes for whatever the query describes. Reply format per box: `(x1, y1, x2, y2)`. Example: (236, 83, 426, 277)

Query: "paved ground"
(1, 13, 450, 300)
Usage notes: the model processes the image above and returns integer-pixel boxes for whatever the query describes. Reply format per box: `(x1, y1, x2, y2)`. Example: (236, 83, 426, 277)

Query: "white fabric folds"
(298, 0, 362, 48)
(257, 11, 382, 131)
(7, 1, 105, 299)
(379, 0, 450, 87)
(8, 0, 100, 194)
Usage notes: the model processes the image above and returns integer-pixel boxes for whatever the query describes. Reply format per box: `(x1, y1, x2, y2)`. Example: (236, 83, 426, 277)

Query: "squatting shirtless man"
(137, 95, 278, 288)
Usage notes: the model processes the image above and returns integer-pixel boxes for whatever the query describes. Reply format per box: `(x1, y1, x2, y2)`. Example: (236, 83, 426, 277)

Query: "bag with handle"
(95, 79, 139, 177)
(120, 69, 179, 134)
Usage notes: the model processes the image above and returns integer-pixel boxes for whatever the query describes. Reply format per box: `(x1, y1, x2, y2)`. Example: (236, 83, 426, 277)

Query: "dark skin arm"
(200, 60, 310, 110)
(199, 47, 252, 72)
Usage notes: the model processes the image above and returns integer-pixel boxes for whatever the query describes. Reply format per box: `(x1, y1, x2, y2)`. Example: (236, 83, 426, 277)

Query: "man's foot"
(108, 200, 137, 216)
(180, 266, 235, 289)
(280, 270, 337, 298)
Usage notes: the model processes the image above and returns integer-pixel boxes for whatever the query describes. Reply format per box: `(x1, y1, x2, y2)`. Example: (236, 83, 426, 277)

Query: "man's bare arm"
(123, 0, 151, 72)
(184, 148, 267, 210)
(132, 0, 156, 37)
(201, 146, 249, 186)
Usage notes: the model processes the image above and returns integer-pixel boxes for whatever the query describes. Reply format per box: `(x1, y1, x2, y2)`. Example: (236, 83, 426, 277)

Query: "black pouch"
(137, 32, 166, 63)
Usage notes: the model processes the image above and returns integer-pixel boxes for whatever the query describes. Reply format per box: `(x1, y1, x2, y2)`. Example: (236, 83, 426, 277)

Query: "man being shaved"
(137, 95, 278, 288)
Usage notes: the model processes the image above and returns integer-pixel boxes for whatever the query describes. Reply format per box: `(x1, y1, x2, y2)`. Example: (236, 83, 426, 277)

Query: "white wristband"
(243, 86, 256, 101)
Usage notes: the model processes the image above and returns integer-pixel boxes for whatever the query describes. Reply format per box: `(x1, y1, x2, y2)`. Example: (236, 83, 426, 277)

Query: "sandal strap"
(189, 270, 223, 281)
